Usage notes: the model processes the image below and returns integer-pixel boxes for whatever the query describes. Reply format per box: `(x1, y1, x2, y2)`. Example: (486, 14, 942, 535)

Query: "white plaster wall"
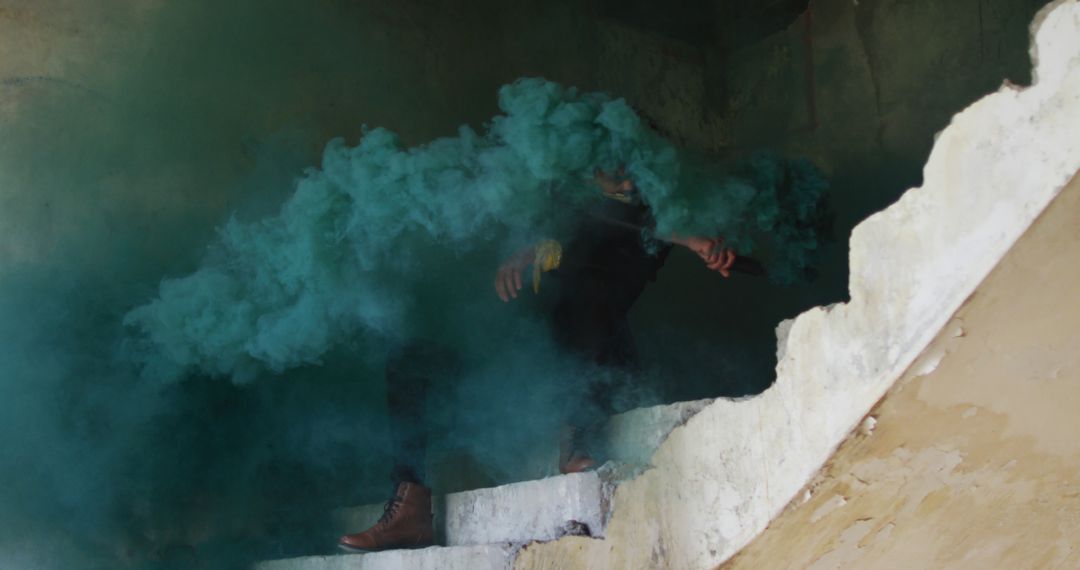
(516, 2, 1080, 568)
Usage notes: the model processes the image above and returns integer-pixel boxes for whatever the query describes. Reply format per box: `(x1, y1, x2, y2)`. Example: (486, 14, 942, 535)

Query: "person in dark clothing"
(496, 167, 736, 472)
(339, 168, 735, 552)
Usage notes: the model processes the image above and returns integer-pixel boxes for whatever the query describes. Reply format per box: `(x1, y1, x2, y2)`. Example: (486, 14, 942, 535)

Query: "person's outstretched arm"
(669, 234, 737, 277)
(593, 167, 738, 277)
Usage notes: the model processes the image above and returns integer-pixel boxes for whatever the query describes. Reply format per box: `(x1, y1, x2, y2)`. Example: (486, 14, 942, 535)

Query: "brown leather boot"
(558, 426, 597, 474)
(338, 482, 434, 552)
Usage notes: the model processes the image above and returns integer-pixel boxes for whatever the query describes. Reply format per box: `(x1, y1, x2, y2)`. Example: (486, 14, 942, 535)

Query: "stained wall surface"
(724, 171, 1080, 570)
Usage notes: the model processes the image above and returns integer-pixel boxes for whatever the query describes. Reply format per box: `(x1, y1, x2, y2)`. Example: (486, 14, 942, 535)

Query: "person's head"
(592, 166, 636, 201)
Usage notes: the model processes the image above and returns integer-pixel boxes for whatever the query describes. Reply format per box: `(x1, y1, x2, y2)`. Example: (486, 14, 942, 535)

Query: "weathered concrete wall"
(625, 0, 1052, 402)
(515, 2, 1080, 567)
(0, 0, 601, 277)
(724, 171, 1080, 570)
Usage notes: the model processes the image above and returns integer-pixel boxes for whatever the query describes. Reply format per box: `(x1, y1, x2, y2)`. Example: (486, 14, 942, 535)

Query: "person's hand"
(683, 236, 737, 278)
(494, 246, 534, 302)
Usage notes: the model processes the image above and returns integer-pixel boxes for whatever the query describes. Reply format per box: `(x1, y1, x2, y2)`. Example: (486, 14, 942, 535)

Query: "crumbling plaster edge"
(528, 2, 1080, 568)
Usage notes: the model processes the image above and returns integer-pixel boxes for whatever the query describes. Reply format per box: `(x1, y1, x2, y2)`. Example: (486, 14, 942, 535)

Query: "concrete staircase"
(253, 399, 712, 570)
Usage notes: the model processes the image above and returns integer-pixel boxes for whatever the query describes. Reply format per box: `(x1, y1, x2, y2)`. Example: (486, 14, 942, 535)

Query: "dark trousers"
(385, 300, 638, 486)
(384, 343, 442, 486)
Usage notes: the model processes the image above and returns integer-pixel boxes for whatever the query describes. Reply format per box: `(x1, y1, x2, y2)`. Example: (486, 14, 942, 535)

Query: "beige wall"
(723, 170, 1080, 569)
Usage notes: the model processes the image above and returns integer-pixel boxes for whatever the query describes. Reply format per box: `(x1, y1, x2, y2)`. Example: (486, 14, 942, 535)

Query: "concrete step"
(334, 472, 604, 547)
(445, 471, 604, 545)
(254, 544, 514, 570)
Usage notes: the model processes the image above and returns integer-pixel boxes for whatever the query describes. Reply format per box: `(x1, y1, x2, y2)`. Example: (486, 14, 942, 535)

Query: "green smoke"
(124, 78, 828, 382)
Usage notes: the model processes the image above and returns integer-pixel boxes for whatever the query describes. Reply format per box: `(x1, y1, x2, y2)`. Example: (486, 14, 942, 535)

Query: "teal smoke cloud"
(125, 78, 828, 382)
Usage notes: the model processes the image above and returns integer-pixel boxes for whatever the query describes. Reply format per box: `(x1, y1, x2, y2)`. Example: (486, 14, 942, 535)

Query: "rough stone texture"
(254, 544, 513, 570)
(725, 169, 1080, 569)
(595, 20, 726, 152)
(714, 0, 1047, 168)
(515, 2, 1080, 568)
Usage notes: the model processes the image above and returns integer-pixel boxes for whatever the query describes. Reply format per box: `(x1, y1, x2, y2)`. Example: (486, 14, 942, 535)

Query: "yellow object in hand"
(533, 239, 563, 294)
